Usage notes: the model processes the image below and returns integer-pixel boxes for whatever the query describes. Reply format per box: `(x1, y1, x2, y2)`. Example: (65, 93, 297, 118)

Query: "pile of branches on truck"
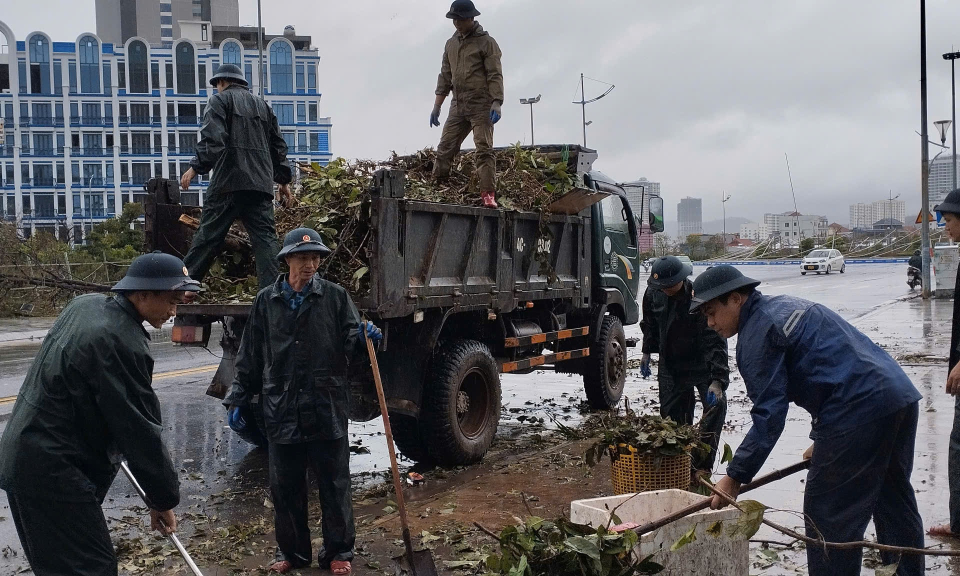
(202, 144, 578, 302)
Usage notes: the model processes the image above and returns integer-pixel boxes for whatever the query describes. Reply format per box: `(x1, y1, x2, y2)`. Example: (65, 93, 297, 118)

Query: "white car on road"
(801, 249, 845, 275)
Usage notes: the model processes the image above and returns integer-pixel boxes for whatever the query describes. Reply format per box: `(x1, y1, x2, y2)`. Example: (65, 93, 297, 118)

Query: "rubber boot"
(481, 191, 498, 208)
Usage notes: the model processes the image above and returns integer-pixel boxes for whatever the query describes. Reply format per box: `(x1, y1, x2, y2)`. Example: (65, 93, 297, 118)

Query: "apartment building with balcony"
(0, 19, 331, 241)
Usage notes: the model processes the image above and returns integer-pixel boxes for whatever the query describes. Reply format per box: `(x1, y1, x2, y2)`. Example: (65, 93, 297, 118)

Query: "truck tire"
(583, 316, 626, 410)
(389, 414, 432, 464)
(423, 340, 501, 465)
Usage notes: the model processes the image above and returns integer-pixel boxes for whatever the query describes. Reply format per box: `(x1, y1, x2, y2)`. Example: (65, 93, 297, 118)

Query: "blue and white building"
(0, 19, 332, 241)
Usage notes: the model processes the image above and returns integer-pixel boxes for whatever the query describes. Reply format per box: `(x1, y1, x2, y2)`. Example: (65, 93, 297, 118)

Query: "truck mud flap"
(501, 348, 590, 374)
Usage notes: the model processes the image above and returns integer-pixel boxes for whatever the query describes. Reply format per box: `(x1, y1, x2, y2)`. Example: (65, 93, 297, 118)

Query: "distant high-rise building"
(677, 197, 702, 240)
(849, 199, 906, 229)
(739, 222, 771, 242)
(929, 154, 960, 210)
(95, 0, 240, 46)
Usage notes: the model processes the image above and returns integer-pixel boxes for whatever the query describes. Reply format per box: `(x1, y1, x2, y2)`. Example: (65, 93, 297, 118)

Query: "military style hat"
(647, 256, 693, 289)
(112, 251, 202, 292)
(689, 265, 760, 312)
(447, 0, 481, 19)
(935, 188, 960, 216)
(277, 227, 332, 263)
(209, 63, 248, 87)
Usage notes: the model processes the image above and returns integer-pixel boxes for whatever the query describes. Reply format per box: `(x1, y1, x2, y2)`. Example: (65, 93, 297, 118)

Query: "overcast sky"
(4, 0, 960, 228)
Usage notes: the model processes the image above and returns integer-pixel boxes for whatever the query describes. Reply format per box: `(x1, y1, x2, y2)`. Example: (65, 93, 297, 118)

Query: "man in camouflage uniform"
(431, 0, 504, 208)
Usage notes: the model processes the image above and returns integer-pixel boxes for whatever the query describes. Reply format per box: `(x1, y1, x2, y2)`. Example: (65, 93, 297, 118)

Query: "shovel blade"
(393, 549, 440, 576)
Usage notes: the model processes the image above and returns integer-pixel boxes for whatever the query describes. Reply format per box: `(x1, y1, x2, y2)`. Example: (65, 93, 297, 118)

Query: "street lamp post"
(519, 95, 541, 145)
(722, 192, 731, 248)
(572, 73, 614, 148)
(887, 191, 901, 221)
(257, 0, 264, 97)
(920, 0, 932, 298)
(944, 51, 960, 190)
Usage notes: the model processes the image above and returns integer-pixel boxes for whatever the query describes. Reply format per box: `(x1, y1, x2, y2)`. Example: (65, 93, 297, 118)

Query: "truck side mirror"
(648, 196, 664, 233)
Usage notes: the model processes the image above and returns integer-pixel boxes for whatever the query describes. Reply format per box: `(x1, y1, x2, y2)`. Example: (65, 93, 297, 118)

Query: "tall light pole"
(887, 191, 901, 221)
(944, 51, 960, 190)
(519, 94, 541, 145)
(257, 0, 264, 97)
(920, 0, 932, 298)
(573, 73, 614, 148)
(722, 191, 731, 247)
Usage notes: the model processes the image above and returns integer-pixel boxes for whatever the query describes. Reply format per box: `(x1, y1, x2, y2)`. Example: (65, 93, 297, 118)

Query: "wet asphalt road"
(0, 262, 934, 574)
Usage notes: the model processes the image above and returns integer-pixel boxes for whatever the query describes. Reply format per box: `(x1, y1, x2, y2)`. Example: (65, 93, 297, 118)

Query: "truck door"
(599, 193, 640, 309)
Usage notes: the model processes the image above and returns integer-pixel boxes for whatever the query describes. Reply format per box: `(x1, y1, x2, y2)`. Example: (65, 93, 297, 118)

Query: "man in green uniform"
(224, 228, 382, 575)
(0, 251, 200, 576)
(640, 256, 729, 478)
(181, 63, 292, 291)
(431, 0, 504, 208)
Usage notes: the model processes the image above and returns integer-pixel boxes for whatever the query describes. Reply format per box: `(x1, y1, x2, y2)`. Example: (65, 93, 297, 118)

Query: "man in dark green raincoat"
(224, 228, 382, 575)
(0, 251, 200, 576)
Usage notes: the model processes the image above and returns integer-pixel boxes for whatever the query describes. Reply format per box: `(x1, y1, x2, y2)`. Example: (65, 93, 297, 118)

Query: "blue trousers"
(803, 402, 924, 575)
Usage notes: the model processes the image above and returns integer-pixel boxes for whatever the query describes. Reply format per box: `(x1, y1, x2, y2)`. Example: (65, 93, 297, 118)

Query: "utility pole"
(722, 192, 731, 251)
(257, 0, 264, 97)
(520, 95, 541, 145)
(572, 74, 614, 149)
(945, 50, 960, 190)
(920, 0, 932, 298)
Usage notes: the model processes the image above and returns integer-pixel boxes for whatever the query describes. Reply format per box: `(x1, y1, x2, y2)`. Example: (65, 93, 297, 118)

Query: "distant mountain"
(664, 217, 752, 238)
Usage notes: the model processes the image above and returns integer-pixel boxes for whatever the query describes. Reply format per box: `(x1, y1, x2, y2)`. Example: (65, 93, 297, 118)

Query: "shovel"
(120, 461, 205, 576)
(364, 331, 440, 576)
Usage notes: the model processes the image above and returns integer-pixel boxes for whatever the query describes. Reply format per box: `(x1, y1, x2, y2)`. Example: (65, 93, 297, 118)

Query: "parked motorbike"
(907, 266, 921, 290)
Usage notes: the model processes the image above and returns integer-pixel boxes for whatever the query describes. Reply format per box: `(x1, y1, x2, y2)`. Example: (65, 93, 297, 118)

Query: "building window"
(307, 62, 316, 90)
(269, 42, 293, 94)
(296, 64, 305, 91)
(273, 103, 293, 124)
(128, 41, 149, 93)
(244, 63, 253, 86)
(297, 103, 306, 123)
(117, 60, 126, 89)
(53, 59, 62, 95)
(29, 35, 51, 94)
(165, 62, 174, 89)
(308, 102, 317, 122)
(176, 43, 197, 94)
(297, 132, 306, 153)
(201, 24, 209, 42)
(222, 41, 241, 66)
(151, 62, 160, 90)
(78, 36, 101, 93)
(68, 60, 77, 93)
(281, 132, 295, 150)
(18, 60, 27, 94)
(309, 132, 319, 151)
(198, 64, 206, 89)
(103, 62, 112, 95)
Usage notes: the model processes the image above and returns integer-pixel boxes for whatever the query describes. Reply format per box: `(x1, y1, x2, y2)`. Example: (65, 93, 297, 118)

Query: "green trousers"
(433, 110, 496, 192)
(183, 190, 280, 291)
(658, 373, 726, 471)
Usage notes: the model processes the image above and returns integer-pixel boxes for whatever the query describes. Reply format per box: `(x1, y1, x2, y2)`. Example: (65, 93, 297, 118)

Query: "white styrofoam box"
(570, 489, 748, 576)
(934, 245, 959, 298)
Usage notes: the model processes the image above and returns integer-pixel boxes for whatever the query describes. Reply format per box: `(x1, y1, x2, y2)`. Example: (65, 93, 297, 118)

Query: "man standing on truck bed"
(430, 0, 504, 209)
(0, 251, 200, 576)
(180, 63, 293, 292)
(639, 256, 729, 481)
(224, 227, 382, 575)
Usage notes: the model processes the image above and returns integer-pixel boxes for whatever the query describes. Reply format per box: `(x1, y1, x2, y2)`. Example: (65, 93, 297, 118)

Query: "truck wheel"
(423, 340, 501, 465)
(583, 316, 626, 410)
(389, 414, 432, 464)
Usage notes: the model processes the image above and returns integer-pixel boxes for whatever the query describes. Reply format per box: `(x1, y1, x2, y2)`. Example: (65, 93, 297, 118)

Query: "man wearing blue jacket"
(692, 265, 924, 576)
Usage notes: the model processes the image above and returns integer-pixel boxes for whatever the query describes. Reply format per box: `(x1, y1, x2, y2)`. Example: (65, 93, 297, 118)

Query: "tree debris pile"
(201, 144, 577, 302)
(483, 516, 664, 575)
(583, 412, 709, 468)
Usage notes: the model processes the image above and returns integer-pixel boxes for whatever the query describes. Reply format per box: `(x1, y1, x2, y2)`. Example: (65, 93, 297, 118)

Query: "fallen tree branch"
(700, 477, 960, 557)
(0, 272, 111, 292)
(473, 521, 501, 541)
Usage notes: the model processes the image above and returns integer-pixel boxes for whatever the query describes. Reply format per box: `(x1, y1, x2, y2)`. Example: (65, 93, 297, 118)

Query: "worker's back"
(195, 85, 290, 197)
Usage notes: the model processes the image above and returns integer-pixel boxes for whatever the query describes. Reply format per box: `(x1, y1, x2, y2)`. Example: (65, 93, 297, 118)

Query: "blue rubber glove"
(489, 102, 501, 125)
(639, 353, 651, 379)
(227, 406, 247, 432)
(430, 106, 441, 128)
(359, 321, 383, 344)
(706, 382, 724, 408)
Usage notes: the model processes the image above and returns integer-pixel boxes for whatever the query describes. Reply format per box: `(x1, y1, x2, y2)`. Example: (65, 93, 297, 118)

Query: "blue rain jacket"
(726, 291, 921, 484)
